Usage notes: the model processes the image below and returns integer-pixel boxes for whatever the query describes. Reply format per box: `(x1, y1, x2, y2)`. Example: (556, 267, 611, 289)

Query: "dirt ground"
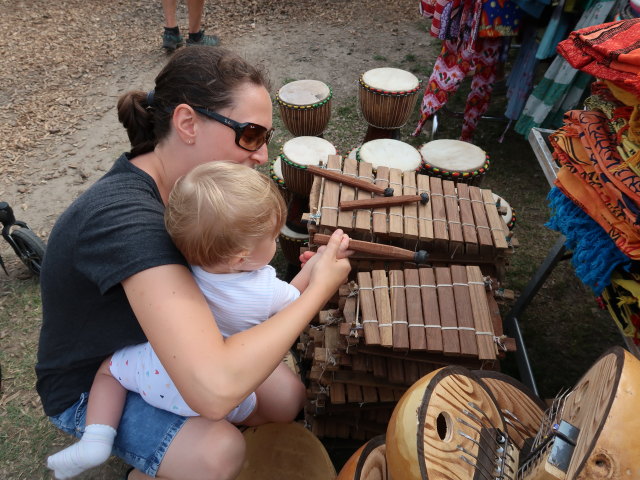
(1, 0, 435, 240)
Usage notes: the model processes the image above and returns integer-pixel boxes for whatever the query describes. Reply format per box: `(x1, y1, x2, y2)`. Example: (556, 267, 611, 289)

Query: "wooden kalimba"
(306, 155, 514, 280)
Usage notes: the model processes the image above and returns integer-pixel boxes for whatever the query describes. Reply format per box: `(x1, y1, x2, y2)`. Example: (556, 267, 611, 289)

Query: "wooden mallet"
(312, 233, 429, 264)
(338, 192, 429, 211)
(307, 164, 394, 197)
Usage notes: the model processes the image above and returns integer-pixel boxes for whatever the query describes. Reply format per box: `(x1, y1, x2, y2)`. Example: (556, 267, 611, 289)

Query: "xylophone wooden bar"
(451, 264, 478, 357)
(443, 180, 464, 254)
(482, 188, 509, 250)
(467, 266, 497, 360)
(456, 183, 479, 256)
(372, 166, 389, 236)
(429, 176, 449, 252)
(416, 174, 433, 246)
(372, 270, 393, 347)
(435, 266, 461, 355)
(318, 155, 341, 228)
(388, 169, 404, 238)
(389, 269, 410, 350)
(356, 271, 381, 345)
(337, 157, 358, 231)
(404, 268, 427, 351)
(355, 161, 374, 234)
(402, 172, 419, 242)
(469, 185, 494, 257)
(419, 267, 443, 353)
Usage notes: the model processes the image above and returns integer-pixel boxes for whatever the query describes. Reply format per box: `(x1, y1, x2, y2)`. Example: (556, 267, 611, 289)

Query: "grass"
(0, 62, 628, 480)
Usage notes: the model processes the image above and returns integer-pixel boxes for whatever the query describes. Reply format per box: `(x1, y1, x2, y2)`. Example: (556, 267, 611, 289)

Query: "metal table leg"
(503, 235, 569, 398)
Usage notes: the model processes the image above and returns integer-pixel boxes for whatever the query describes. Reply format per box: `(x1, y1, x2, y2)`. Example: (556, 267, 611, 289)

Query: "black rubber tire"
(10, 227, 46, 276)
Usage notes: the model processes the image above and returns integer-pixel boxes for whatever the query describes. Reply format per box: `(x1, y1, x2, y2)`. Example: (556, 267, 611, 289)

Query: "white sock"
(47, 424, 117, 479)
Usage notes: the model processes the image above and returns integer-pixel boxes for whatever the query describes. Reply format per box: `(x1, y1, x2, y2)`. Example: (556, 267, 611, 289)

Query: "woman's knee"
(159, 418, 245, 480)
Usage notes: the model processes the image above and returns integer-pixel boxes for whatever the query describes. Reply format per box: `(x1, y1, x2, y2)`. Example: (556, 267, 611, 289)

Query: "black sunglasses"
(193, 107, 274, 152)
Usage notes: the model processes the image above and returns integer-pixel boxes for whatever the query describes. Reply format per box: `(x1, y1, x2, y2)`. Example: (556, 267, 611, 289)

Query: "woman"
(36, 47, 351, 480)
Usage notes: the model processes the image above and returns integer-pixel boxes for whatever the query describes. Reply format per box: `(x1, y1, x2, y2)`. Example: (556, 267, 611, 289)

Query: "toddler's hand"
(308, 229, 351, 294)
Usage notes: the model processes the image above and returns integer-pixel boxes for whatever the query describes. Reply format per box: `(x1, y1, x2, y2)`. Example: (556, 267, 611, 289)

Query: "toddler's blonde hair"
(165, 162, 287, 267)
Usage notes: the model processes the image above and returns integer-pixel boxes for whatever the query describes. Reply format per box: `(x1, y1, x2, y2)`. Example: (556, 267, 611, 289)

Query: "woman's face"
(196, 82, 273, 168)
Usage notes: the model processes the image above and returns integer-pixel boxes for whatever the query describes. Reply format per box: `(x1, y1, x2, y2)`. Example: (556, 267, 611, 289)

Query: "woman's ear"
(172, 104, 197, 145)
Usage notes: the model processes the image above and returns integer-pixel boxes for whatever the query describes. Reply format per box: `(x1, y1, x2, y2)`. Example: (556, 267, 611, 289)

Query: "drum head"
(270, 156, 285, 185)
(278, 79, 331, 106)
(361, 68, 419, 92)
(419, 139, 487, 173)
(236, 422, 336, 480)
(280, 224, 309, 241)
(492, 193, 514, 229)
(358, 139, 422, 172)
(282, 136, 337, 167)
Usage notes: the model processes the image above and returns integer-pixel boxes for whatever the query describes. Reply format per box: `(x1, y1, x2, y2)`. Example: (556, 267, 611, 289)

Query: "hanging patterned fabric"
(557, 18, 640, 97)
(514, 0, 615, 136)
(414, 0, 522, 141)
(460, 38, 503, 140)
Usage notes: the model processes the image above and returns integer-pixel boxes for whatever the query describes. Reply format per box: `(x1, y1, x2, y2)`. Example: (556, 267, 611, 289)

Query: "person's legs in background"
(161, 0, 184, 51)
(185, 0, 219, 47)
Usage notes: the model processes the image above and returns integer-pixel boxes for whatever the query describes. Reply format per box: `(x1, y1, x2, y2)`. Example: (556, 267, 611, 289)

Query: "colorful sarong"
(413, 37, 502, 141)
(557, 19, 640, 97)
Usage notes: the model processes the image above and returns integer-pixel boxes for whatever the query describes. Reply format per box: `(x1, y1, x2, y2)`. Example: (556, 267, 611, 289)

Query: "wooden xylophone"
(298, 265, 514, 440)
(306, 155, 516, 280)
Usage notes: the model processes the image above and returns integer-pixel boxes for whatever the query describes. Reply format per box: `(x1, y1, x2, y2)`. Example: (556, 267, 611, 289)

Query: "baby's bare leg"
(242, 362, 305, 425)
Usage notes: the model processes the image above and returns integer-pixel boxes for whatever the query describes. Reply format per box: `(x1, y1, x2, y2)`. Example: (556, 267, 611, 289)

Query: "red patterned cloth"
(413, 37, 502, 141)
(557, 19, 640, 97)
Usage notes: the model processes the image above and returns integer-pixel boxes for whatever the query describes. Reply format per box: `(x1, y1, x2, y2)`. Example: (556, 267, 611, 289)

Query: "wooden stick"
(307, 164, 393, 196)
(312, 233, 429, 264)
(339, 193, 429, 211)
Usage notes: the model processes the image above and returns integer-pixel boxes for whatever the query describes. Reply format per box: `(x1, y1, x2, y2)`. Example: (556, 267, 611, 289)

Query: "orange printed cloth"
(557, 19, 640, 97)
(551, 111, 640, 259)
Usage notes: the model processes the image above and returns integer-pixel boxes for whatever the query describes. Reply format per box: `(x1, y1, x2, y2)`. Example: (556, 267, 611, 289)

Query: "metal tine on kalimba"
(468, 402, 506, 442)
(458, 430, 499, 468)
(457, 447, 496, 480)
(502, 417, 528, 444)
(462, 408, 503, 453)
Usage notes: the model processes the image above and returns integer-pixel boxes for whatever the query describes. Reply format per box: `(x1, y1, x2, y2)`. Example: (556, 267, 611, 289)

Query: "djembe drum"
(358, 67, 421, 142)
(277, 79, 333, 137)
(356, 138, 423, 173)
(386, 366, 517, 480)
(419, 139, 490, 185)
(269, 155, 292, 206)
(278, 224, 309, 267)
(493, 193, 516, 230)
(235, 422, 336, 480)
(280, 136, 337, 198)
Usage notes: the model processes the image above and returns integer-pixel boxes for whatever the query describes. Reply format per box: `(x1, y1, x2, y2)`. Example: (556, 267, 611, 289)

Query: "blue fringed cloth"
(546, 186, 632, 294)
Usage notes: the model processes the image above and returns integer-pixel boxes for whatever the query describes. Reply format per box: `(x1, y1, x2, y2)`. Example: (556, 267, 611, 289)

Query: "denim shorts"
(49, 390, 188, 477)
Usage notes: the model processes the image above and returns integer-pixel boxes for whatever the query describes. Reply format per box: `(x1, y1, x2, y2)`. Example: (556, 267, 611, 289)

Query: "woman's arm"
(122, 229, 350, 420)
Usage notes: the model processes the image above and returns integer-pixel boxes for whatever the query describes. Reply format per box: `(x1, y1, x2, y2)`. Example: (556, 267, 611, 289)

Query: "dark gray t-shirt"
(36, 153, 188, 416)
